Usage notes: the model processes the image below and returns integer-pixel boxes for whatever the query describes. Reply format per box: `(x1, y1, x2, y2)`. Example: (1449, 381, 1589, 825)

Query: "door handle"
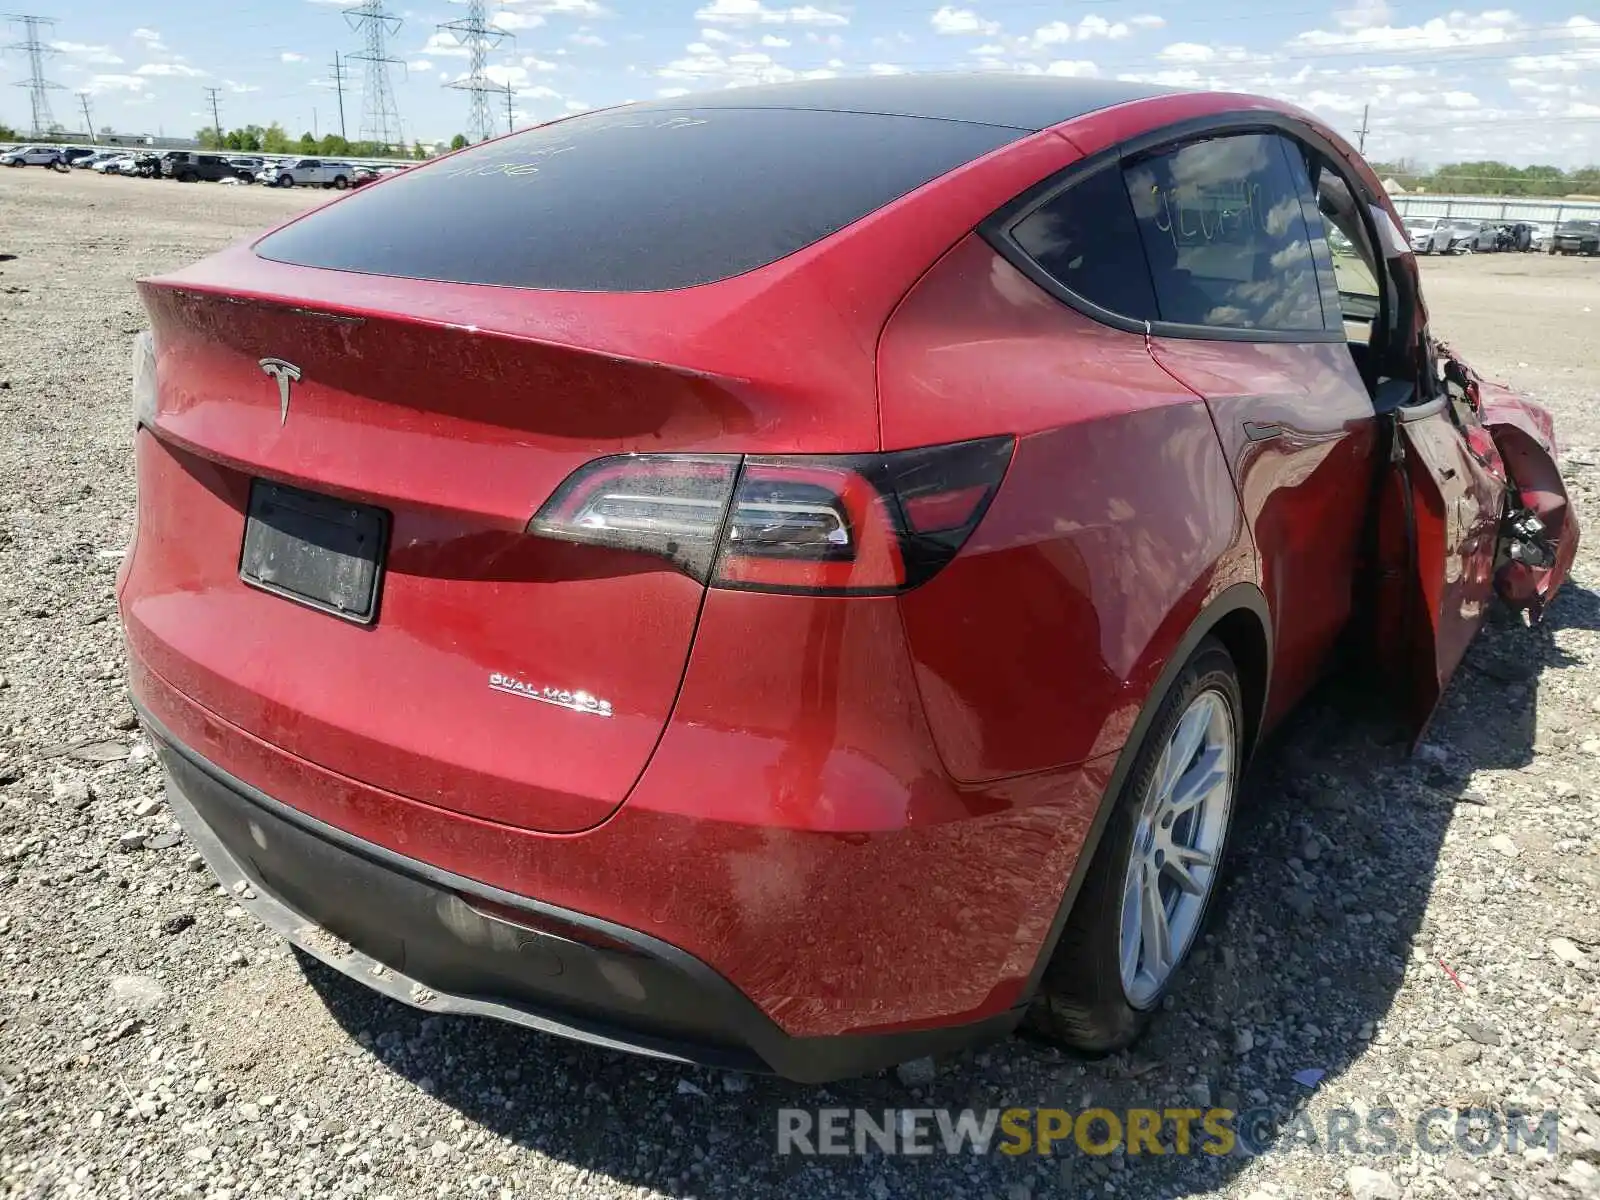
(1243, 421, 1283, 442)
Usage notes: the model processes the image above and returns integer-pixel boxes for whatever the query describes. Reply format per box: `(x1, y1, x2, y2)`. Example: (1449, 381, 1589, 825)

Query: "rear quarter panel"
(879, 235, 1254, 781)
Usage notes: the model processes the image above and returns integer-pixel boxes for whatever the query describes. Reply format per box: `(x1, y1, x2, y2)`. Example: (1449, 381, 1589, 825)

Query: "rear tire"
(277, 175, 294, 188)
(333, 175, 349, 190)
(1026, 638, 1243, 1054)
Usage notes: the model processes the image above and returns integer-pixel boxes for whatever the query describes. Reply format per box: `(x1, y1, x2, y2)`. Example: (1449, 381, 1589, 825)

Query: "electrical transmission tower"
(344, 0, 403, 148)
(76, 90, 93, 141)
(329, 51, 348, 141)
(203, 86, 223, 143)
(4, 14, 65, 137)
(438, 0, 509, 144)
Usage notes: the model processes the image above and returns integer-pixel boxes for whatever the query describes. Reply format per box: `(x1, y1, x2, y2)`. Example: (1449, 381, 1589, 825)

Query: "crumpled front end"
(1441, 348, 1580, 621)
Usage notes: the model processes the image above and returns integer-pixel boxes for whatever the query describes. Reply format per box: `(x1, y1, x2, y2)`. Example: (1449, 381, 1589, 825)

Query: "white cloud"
(660, 40, 838, 86)
(1075, 15, 1129, 40)
(932, 6, 999, 36)
(1159, 42, 1215, 62)
(700, 27, 734, 42)
(571, 32, 607, 45)
(760, 34, 790, 47)
(1441, 89, 1480, 107)
(1334, 0, 1391, 29)
(492, 10, 546, 30)
(52, 41, 123, 65)
(1291, 13, 1519, 51)
(132, 27, 165, 48)
(87, 73, 147, 93)
(134, 62, 207, 77)
(281, 51, 308, 63)
(658, 86, 691, 97)
(1129, 14, 1165, 29)
(522, 56, 560, 70)
(869, 62, 906, 74)
(501, 0, 605, 12)
(224, 79, 260, 93)
(419, 31, 472, 57)
(695, 0, 848, 25)
(407, 58, 434, 70)
(564, 99, 590, 111)
(1031, 21, 1072, 48)
(1045, 59, 1100, 76)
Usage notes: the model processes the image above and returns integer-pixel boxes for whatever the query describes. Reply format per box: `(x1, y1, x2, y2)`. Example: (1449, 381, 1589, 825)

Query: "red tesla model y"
(119, 75, 1576, 1081)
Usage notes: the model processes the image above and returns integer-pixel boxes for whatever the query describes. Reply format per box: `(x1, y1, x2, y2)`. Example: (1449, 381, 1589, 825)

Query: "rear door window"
(255, 107, 1021, 292)
(1123, 133, 1326, 332)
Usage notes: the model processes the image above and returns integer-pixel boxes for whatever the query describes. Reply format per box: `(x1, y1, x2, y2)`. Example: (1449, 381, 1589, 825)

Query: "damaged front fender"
(1443, 349, 1580, 622)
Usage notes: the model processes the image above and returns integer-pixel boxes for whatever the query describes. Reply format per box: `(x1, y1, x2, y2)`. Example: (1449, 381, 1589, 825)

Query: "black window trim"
(980, 110, 1385, 346)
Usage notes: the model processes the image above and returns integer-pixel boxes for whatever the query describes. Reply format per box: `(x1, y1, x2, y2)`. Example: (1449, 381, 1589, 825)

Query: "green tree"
(412, 140, 427, 160)
(317, 133, 351, 156)
(297, 131, 317, 153)
(449, 133, 468, 151)
(196, 127, 224, 149)
(261, 123, 291, 154)
(0, 121, 16, 141)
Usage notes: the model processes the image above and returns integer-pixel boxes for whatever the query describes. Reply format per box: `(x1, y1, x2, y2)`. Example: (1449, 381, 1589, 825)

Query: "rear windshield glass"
(254, 107, 1020, 292)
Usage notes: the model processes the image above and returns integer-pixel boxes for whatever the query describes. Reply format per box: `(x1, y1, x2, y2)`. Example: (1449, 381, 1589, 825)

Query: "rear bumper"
(146, 704, 1024, 1082)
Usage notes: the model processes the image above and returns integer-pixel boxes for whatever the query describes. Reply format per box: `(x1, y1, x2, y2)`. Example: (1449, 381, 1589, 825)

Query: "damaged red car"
(118, 76, 1577, 1081)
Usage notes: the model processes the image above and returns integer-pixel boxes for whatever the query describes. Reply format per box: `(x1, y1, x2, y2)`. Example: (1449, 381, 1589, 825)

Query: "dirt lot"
(1, 168, 1598, 1200)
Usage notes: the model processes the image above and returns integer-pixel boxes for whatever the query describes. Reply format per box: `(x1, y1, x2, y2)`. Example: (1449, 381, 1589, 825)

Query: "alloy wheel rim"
(1118, 688, 1235, 1010)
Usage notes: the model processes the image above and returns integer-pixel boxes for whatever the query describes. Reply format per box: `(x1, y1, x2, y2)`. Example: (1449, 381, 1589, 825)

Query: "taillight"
(528, 437, 1013, 595)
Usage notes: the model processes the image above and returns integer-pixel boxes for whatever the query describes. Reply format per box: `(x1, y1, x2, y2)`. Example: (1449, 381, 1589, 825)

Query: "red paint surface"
(118, 88, 1576, 1042)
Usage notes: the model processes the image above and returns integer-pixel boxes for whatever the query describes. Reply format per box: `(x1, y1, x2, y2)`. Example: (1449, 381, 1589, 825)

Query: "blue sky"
(6, 0, 1599, 165)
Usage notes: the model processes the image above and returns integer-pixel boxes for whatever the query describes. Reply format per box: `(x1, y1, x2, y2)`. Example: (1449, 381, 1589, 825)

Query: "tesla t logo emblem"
(258, 357, 302, 425)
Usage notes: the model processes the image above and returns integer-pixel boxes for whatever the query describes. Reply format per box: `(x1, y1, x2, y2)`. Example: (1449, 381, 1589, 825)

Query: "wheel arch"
(1016, 581, 1271, 1004)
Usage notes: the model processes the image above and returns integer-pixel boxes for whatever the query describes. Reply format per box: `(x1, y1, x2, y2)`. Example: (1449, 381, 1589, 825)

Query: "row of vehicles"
(1403, 214, 1600, 255)
(0, 144, 407, 188)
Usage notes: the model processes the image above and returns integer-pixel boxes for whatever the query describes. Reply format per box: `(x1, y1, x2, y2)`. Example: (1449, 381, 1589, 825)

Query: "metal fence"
(1390, 194, 1600, 225)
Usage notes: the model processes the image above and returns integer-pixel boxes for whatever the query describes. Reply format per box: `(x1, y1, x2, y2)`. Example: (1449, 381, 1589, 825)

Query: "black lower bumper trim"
(139, 703, 1022, 1082)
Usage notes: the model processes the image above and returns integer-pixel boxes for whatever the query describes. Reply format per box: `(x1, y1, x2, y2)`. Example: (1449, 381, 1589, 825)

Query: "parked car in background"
(257, 158, 355, 189)
(1526, 222, 1551, 251)
(73, 150, 123, 170)
(92, 154, 134, 174)
(1404, 217, 1453, 254)
(350, 166, 379, 187)
(1442, 219, 1496, 253)
(1, 145, 66, 167)
(1552, 220, 1600, 256)
(123, 76, 1578, 1081)
(162, 152, 252, 183)
(227, 157, 264, 180)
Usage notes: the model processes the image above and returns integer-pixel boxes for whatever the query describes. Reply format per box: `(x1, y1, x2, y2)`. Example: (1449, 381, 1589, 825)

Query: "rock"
(116, 830, 145, 852)
(113, 711, 139, 731)
(1489, 834, 1520, 858)
(146, 831, 181, 850)
(1461, 1021, 1502, 1046)
(159, 912, 194, 935)
(1346, 1166, 1401, 1200)
(1285, 888, 1317, 920)
(187, 1146, 213, 1163)
(1551, 938, 1591, 968)
(1414, 743, 1449, 765)
(721, 1073, 748, 1094)
(52, 778, 93, 809)
(185, 853, 206, 872)
(132, 796, 160, 818)
(675, 1078, 706, 1096)
(236, 1101, 260, 1121)
(224, 948, 248, 967)
(107, 976, 166, 1013)
(1234, 1028, 1255, 1055)
(1561, 1159, 1598, 1194)
(1187, 1080, 1213, 1107)
(895, 1056, 937, 1088)
(1444, 1042, 1482, 1067)
(1301, 837, 1322, 862)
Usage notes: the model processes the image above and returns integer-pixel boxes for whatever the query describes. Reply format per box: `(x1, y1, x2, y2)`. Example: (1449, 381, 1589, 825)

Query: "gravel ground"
(1, 169, 1598, 1200)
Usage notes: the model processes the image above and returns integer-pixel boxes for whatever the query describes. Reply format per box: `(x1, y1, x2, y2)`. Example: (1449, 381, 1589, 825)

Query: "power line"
(4, 14, 64, 137)
(503, 81, 515, 135)
(344, 0, 403, 148)
(76, 90, 92, 142)
(203, 85, 223, 143)
(439, 0, 510, 144)
(329, 51, 348, 142)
